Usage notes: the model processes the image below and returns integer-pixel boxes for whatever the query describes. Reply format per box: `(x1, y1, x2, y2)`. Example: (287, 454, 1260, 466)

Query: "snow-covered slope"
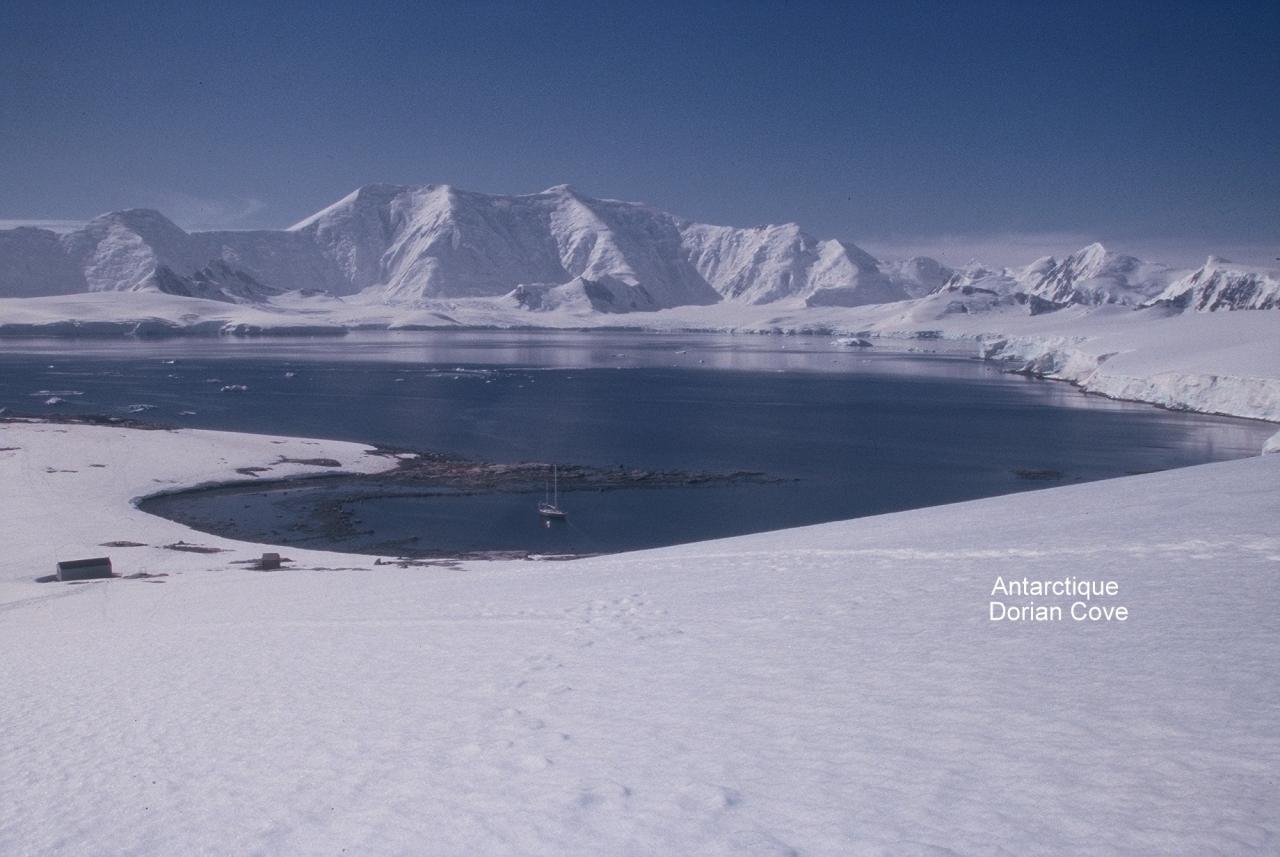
(879, 255, 953, 298)
(62, 209, 206, 292)
(1, 421, 1277, 855)
(341, 184, 722, 307)
(681, 222, 908, 306)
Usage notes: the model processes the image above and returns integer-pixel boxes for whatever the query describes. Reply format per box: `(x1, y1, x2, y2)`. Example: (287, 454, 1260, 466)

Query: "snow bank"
(0, 422, 1277, 855)
(0, 291, 349, 337)
(979, 337, 1280, 422)
(976, 310, 1280, 422)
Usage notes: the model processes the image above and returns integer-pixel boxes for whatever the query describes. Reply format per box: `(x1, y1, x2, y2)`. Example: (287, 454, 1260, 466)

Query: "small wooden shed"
(56, 557, 113, 581)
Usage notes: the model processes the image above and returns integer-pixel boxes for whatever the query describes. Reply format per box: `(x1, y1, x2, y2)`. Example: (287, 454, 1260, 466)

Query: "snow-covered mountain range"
(1, 184, 1275, 313)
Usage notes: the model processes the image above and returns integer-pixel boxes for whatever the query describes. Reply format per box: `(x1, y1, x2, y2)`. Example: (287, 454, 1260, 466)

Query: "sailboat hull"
(539, 464, 567, 519)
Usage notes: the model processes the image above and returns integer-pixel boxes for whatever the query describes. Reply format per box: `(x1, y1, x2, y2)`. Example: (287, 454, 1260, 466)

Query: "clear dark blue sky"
(2, 0, 1276, 264)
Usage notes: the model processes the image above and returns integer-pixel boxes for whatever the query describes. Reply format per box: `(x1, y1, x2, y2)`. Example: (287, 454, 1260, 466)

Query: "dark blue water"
(0, 332, 1270, 555)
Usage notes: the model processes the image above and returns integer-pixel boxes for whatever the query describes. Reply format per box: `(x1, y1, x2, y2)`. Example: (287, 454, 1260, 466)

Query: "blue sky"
(1, 0, 1276, 265)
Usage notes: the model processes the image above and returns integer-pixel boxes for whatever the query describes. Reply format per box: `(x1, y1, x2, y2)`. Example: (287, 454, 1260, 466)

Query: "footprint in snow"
(676, 783, 744, 815)
(575, 782, 633, 809)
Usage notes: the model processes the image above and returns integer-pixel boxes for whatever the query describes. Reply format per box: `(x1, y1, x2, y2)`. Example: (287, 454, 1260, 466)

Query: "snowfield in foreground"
(1, 422, 1278, 855)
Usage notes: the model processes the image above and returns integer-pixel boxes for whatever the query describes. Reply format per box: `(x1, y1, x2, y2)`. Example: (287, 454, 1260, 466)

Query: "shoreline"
(4, 393, 1274, 576)
(137, 450, 782, 562)
(0, 318, 1276, 568)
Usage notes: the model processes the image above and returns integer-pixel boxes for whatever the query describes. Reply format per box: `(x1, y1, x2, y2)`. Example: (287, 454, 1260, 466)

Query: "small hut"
(55, 557, 113, 581)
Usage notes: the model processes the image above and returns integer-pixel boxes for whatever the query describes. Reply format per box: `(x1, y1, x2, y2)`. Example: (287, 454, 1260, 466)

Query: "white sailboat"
(538, 464, 567, 519)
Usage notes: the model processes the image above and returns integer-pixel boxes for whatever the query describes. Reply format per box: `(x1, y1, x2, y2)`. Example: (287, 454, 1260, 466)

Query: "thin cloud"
(3, 193, 273, 234)
(0, 219, 86, 233)
(131, 189, 270, 231)
(859, 232, 1280, 271)
(858, 232, 1098, 270)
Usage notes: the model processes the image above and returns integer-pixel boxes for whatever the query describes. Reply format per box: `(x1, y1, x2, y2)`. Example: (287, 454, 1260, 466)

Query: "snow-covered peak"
(1074, 241, 1109, 269)
(289, 184, 410, 230)
(79, 209, 193, 256)
(1016, 242, 1173, 305)
(1153, 258, 1280, 311)
(61, 208, 197, 292)
(541, 183, 581, 198)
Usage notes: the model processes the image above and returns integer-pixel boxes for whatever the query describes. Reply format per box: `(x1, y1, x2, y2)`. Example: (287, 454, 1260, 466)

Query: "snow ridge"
(1015, 243, 1175, 306)
(1153, 257, 1280, 311)
(0, 186, 927, 311)
(1, 188, 1276, 314)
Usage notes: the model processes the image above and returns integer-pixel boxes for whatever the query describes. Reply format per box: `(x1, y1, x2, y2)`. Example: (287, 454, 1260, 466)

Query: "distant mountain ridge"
(0, 184, 1275, 312)
(1153, 257, 1280, 311)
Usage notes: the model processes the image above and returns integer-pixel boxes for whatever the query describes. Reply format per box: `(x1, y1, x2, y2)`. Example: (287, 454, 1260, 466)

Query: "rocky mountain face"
(137, 261, 283, 304)
(1152, 258, 1280, 311)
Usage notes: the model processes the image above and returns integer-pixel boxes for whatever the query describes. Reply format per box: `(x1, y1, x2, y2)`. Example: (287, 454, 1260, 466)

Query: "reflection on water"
(0, 329, 979, 374)
(1, 331, 1272, 556)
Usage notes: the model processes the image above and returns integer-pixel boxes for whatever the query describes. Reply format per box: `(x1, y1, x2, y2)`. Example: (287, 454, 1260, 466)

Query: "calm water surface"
(0, 332, 1270, 555)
